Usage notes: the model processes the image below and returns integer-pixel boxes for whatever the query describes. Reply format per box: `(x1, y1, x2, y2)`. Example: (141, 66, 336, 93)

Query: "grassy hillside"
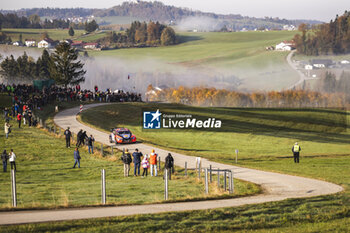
(1, 29, 297, 91)
(80, 103, 349, 163)
(0, 97, 258, 210)
(89, 31, 298, 90)
(5, 103, 349, 232)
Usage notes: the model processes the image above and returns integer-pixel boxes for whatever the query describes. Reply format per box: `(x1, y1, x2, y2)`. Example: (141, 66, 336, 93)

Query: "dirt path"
(0, 104, 343, 225)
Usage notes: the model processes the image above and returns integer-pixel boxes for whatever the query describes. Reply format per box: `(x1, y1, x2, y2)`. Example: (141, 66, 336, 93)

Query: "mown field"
(25, 102, 346, 232)
(1, 103, 350, 232)
(0, 96, 257, 210)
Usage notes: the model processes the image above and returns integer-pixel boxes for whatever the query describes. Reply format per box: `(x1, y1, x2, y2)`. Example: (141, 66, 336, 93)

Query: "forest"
(294, 11, 350, 55)
(97, 21, 176, 47)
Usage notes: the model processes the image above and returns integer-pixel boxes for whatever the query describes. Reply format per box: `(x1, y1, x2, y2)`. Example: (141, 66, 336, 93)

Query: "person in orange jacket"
(149, 149, 158, 176)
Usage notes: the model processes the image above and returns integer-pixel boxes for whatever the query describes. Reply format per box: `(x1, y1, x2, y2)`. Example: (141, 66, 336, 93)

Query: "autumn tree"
(160, 27, 176, 46)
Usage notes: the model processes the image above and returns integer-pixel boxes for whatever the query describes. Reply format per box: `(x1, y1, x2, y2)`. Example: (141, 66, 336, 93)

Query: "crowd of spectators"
(1, 84, 142, 112)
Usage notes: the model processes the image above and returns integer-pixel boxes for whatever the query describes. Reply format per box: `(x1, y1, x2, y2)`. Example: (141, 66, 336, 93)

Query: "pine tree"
(37, 49, 51, 79)
(49, 42, 86, 87)
(68, 26, 75, 37)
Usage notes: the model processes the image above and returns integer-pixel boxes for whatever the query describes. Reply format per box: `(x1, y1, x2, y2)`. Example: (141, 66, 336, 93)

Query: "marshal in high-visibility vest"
(291, 142, 301, 163)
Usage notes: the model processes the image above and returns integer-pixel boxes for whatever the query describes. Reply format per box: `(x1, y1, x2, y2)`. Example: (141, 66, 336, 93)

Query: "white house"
(25, 39, 36, 47)
(304, 65, 313, 70)
(275, 42, 295, 51)
(38, 38, 55, 49)
(12, 41, 22, 46)
(83, 42, 99, 50)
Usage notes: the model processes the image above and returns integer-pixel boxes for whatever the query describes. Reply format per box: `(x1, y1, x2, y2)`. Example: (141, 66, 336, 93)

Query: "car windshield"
(117, 131, 131, 135)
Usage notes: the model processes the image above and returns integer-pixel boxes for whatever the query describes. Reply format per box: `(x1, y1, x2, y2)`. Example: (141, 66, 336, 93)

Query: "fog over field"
(0, 45, 298, 93)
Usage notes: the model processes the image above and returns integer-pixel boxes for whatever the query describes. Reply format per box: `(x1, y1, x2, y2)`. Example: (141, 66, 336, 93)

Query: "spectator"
(4, 108, 9, 121)
(141, 155, 149, 177)
(4, 120, 11, 139)
(17, 113, 22, 128)
(87, 135, 95, 154)
(73, 147, 81, 168)
(149, 149, 158, 177)
(76, 129, 83, 147)
(132, 148, 143, 176)
(64, 127, 72, 148)
(121, 149, 132, 177)
(1, 150, 8, 172)
(27, 110, 32, 127)
(165, 153, 174, 180)
(22, 110, 27, 125)
(9, 149, 16, 171)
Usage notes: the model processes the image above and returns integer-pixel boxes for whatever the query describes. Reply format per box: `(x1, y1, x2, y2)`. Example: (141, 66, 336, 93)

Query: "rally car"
(109, 128, 137, 144)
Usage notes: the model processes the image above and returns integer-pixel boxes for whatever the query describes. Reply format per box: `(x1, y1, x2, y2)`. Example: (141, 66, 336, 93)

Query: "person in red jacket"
(17, 113, 22, 128)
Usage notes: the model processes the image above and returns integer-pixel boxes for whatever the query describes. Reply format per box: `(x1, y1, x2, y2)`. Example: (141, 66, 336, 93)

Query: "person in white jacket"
(9, 149, 16, 171)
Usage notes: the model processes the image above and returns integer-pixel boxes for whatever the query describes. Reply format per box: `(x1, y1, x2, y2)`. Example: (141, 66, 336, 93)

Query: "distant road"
(0, 104, 343, 225)
(286, 50, 318, 90)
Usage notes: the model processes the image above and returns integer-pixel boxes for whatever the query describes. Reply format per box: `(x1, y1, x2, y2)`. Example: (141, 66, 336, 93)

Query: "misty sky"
(1, 0, 349, 21)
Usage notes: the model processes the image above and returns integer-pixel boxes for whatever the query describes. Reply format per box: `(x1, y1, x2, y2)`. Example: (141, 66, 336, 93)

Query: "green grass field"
(29, 102, 346, 232)
(3, 102, 349, 232)
(0, 96, 257, 210)
(79, 103, 349, 163)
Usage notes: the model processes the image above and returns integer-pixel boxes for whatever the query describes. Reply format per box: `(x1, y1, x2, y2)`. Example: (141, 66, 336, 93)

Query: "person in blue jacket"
(132, 148, 143, 176)
(73, 147, 81, 168)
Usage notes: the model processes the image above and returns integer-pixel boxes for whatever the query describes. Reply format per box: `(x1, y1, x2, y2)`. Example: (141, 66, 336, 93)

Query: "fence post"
(158, 156, 161, 172)
(217, 170, 220, 189)
(229, 170, 234, 194)
(101, 144, 104, 156)
(205, 168, 208, 194)
(209, 165, 212, 183)
(185, 162, 187, 176)
(39, 118, 43, 127)
(11, 169, 17, 207)
(101, 169, 106, 204)
(164, 168, 168, 200)
(111, 146, 113, 154)
(54, 125, 56, 134)
(49, 126, 52, 133)
(198, 160, 201, 179)
(224, 171, 227, 191)
(59, 127, 61, 135)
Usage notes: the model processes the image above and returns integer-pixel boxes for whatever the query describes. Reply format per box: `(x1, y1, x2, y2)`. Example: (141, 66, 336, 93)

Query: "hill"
(1, 1, 322, 31)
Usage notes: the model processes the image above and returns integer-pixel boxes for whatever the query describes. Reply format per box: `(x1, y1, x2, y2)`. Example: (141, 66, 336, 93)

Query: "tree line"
(0, 43, 85, 87)
(294, 11, 350, 55)
(98, 21, 176, 48)
(0, 13, 99, 31)
(147, 85, 346, 108)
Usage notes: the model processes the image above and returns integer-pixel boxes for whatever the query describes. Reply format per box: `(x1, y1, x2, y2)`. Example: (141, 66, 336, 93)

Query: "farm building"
(311, 59, 333, 68)
(38, 38, 56, 49)
(25, 39, 36, 47)
(275, 41, 295, 51)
